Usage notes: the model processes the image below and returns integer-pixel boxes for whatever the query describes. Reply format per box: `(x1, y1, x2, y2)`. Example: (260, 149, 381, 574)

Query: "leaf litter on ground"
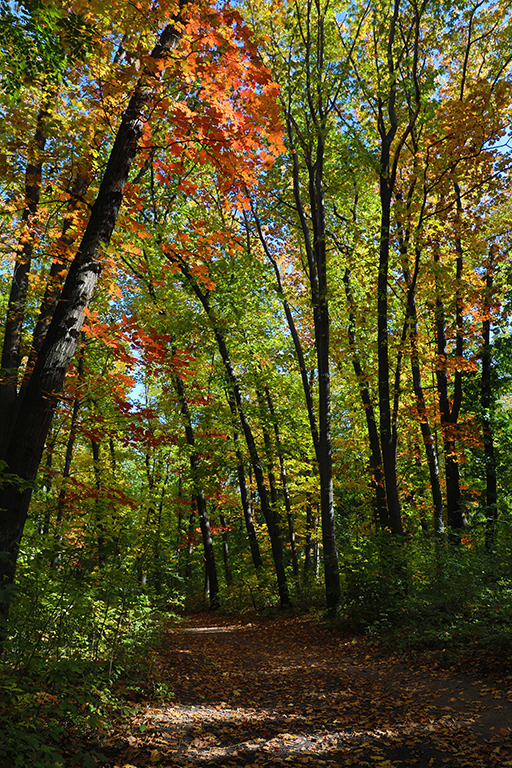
(58, 611, 512, 767)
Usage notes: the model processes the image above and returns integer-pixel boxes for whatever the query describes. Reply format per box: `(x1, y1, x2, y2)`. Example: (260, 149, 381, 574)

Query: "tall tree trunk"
(303, 499, 318, 583)
(21, 173, 91, 392)
(343, 268, 389, 529)
(481, 250, 497, 551)
(0, 101, 50, 452)
(225, 391, 263, 569)
(374, 0, 423, 536)
(377, 155, 403, 535)
(220, 513, 232, 586)
(174, 371, 219, 610)
(91, 438, 106, 567)
(153, 458, 170, 595)
(0, 12, 187, 621)
(409, 291, 444, 536)
(185, 508, 195, 582)
(286, 108, 341, 613)
(263, 385, 300, 587)
(434, 195, 466, 539)
(251, 207, 319, 457)
(170, 261, 291, 608)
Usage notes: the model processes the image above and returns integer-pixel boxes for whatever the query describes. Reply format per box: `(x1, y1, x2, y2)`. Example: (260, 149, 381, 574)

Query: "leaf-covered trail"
(107, 613, 512, 767)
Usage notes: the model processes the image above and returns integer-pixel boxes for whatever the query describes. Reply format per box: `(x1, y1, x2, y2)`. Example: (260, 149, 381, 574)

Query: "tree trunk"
(409, 292, 444, 536)
(220, 513, 232, 586)
(174, 371, 219, 610)
(434, 212, 466, 539)
(225, 391, 263, 570)
(264, 385, 300, 587)
(286, 105, 341, 614)
(343, 268, 389, 529)
(0, 101, 50, 452)
(91, 438, 107, 567)
(171, 261, 291, 608)
(481, 252, 497, 551)
(377, 177, 403, 535)
(0, 11, 188, 622)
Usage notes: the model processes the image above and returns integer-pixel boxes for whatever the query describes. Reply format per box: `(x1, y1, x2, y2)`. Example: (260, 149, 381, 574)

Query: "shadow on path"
(103, 612, 512, 767)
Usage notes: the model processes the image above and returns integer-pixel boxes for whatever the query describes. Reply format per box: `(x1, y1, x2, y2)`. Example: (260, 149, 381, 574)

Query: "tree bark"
(409, 290, 444, 536)
(286, 98, 341, 613)
(433, 197, 466, 539)
(264, 384, 300, 586)
(0, 10, 188, 621)
(481, 251, 497, 551)
(220, 513, 232, 586)
(174, 371, 219, 610)
(0, 101, 50, 452)
(343, 268, 389, 529)
(225, 390, 263, 570)
(170, 258, 291, 608)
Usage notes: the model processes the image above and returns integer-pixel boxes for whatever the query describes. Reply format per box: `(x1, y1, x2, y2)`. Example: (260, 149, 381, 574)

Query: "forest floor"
(73, 611, 512, 768)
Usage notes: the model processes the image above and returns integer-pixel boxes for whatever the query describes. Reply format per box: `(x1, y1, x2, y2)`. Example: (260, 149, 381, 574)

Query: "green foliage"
(0, 531, 181, 767)
(0, 0, 94, 96)
(338, 528, 512, 660)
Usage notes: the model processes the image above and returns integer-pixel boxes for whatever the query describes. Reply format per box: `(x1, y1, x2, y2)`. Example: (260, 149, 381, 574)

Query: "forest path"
(107, 612, 512, 767)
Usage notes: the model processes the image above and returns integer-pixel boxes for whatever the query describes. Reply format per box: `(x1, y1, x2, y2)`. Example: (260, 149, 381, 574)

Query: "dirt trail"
(107, 612, 512, 767)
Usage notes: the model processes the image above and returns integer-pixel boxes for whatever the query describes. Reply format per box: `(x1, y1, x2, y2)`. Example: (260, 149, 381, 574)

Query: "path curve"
(107, 612, 512, 767)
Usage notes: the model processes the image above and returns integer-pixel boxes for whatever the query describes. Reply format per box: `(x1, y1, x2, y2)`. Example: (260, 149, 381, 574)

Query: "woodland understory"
(1, 0, 512, 764)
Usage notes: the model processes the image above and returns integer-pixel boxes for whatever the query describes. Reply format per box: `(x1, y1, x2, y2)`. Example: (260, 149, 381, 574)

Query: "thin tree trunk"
(378, 161, 403, 535)
(250, 208, 319, 457)
(343, 268, 389, 529)
(174, 371, 219, 609)
(286, 105, 341, 613)
(170, 260, 291, 608)
(154, 458, 170, 595)
(303, 499, 317, 582)
(225, 391, 262, 569)
(220, 513, 232, 586)
(185, 508, 195, 582)
(434, 200, 466, 539)
(409, 291, 444, 536)
(264, 385, 300, 586)
(91, 438, 107, 568)
(481, 250, 497, 551)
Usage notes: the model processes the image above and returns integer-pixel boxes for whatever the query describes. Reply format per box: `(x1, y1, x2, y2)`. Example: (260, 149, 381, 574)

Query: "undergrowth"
(337, 527, 512, 669)
(0, 547, 182, 768)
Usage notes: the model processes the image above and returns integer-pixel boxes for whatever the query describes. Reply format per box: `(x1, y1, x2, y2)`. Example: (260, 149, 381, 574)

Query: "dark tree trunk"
(21, 174, 91, 393)
(170, 261, 291, 608)
(409, 293, 444, 536)
(434, 213, 466, 539)
(264, 385, 300, 586)
(374, 0, 424, 537)
(303, 500, 316, 582)
(377, 176, 403, 535)
(220, 513, 232, 586)
(481, 252, 497, 551)
(91, 438, 106, 567)
(286, 106, 341, 614)
(0, 12, 187, 622)
(225, 391, 263, 569)
(251, 208, 319, 457)
(174, 372, 219, 610)
(185, 508, 195, 582)
(0, 101, 49, 452)
(343, 269, 389, 529)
